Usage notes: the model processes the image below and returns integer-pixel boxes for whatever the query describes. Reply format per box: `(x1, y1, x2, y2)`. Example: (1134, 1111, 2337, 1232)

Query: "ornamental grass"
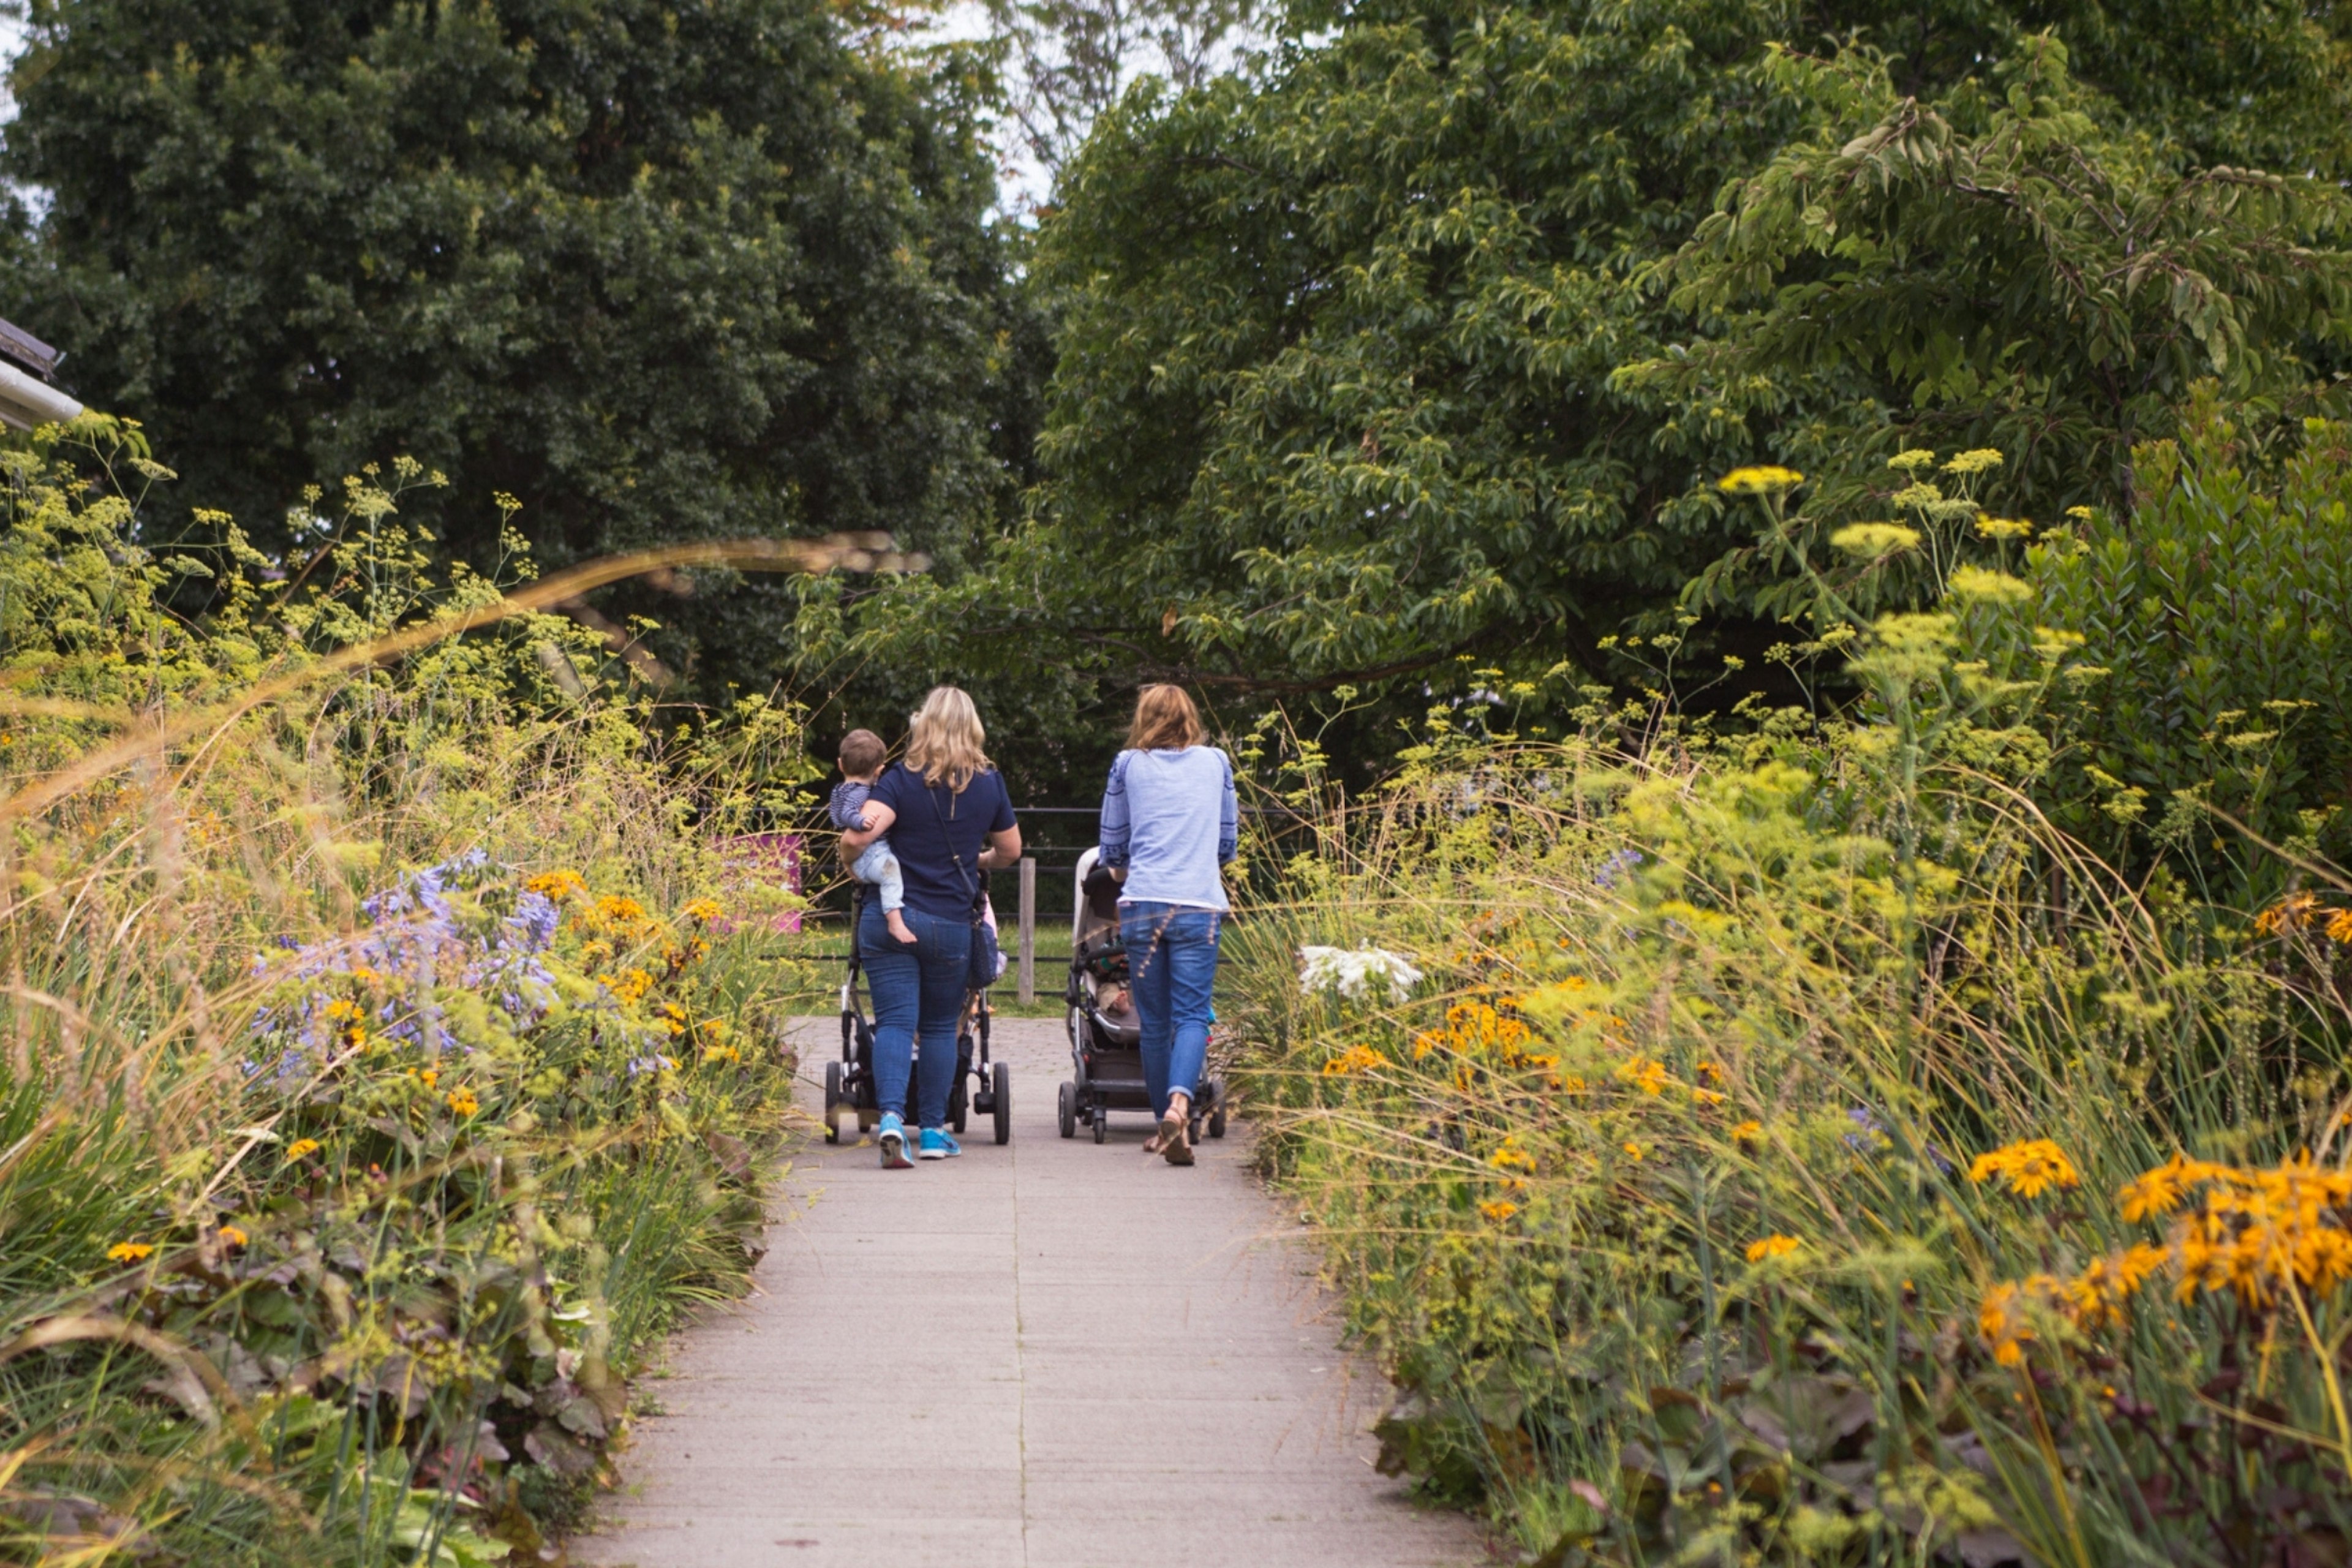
(0, 423, 821, 1564)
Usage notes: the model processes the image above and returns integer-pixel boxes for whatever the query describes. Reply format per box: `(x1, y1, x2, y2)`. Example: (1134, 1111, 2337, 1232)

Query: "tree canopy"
(1012, 0, 2352, 713)
(2, 0, 1030, 694)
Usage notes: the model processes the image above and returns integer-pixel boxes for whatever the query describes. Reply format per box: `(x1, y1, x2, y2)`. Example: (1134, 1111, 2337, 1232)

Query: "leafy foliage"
(1, 0, 1030, 695)
(0, 425, 820, 1563)
(2032, 392, 2352, 886)
(1021, 0, 2352, 720)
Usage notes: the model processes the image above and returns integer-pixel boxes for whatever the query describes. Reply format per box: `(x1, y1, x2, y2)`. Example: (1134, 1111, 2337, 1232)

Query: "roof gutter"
(0, 357, 84, 431)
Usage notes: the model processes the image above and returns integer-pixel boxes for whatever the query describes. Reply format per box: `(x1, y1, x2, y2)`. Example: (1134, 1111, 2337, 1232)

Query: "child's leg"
(855, 840, 914, 942)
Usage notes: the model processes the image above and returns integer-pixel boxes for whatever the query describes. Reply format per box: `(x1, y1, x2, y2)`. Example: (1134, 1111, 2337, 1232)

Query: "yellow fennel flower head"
(1829, 522, 1922, 558)
(107, 1242, 156, 1263)
(1745, 1234, 1801, 1263)
(1967, 1139, 2081, 1199)
(1947, 565, 2032, 606)
(1886, 448, 1938, 472)
(284, 1138, 321, 1162)
(1716, 464, 1804, 495)
(1479, 1200, 1520, 1223)
(1942, 448, 2005, 476)
(445, 1087, 480, 1117)
(525, 869, 588, 902)
(1973, 514, 2033, 540)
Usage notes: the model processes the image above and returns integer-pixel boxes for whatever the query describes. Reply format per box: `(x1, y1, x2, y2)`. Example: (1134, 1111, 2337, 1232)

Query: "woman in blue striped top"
(1096, 685, 1237, 1166)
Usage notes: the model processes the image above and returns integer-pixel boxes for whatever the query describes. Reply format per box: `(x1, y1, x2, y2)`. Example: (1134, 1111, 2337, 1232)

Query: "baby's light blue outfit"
(829, 778, 904, 912)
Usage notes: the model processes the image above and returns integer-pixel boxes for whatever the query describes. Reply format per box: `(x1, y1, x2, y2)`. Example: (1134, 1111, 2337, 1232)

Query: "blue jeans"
(859, 902, 969, 1129)
(1119, 903, 1222, 1118)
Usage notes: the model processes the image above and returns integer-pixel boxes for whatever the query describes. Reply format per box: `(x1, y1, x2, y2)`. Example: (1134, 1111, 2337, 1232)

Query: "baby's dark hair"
(838, 728, 888, 777)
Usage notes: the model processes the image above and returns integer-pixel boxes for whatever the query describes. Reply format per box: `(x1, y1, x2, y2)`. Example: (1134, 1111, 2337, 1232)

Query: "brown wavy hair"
(1127, 685, 1204, 752)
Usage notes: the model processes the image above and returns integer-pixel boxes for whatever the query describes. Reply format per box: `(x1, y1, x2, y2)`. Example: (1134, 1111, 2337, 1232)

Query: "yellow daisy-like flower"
(1744, 1235, 1800, 1263)
(1321, 1044, 1387, 1077)
(525, 869, 588, 902)
(107, 1242, 156, 1263)
(682, 897, 725, 923)
(445, 1087, 480, 1117)
(2328, 908, 2352, 946)
(703, 1044, 743, 1065)
(1967, 1139, 2081, 1200)
(1731, 1119, 1763, 1148)
(1621, 1140, 1645, 1162)
(1618, 1058, 1669, 1096)
(217, 1226, 249, 1250)
(1479, 1200, 1520, 1223)
(1489, 1139, 1537, 1174)
(284, 1138, 321, 1162)
(1716, 465, 1804, 495)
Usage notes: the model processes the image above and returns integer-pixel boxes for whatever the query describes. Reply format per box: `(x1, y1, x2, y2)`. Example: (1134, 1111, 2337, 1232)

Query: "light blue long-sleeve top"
(1096, 745, 1238, 910)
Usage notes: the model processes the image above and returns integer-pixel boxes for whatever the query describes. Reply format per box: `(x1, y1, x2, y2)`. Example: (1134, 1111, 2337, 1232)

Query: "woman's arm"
(1096, 752, 1133, 875)
(840, 800, 895, 854)
(978, 824, 1022, 870)
(1218, 752, 1239, 865)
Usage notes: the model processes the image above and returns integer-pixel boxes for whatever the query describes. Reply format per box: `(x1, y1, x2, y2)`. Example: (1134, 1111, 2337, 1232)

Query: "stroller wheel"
(823, 1061, 844, 1145)
(1092, 1106, 1107, 1145)
(1058, 1079, 1076, 1139)
(1208, 1076, 1229, 1140)
(992, 1062, 1012, 1145)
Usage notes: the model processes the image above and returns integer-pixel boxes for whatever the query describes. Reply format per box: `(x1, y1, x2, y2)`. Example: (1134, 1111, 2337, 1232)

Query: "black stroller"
(1059, 848, 1227, 1144)
(823, 886, 1010, 1146)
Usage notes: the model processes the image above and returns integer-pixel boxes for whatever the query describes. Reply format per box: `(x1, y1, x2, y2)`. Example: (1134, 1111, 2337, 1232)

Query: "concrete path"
(575, 1016, 1483, 1568)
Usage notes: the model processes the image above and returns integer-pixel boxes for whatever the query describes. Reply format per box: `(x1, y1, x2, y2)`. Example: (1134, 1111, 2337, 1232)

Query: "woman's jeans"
(859, 901, 970, 1129)
(1118, 902, 1222, 1118)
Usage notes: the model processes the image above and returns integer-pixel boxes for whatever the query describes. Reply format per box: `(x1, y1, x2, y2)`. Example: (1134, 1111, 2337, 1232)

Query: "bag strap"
(924, 779, 987, 919)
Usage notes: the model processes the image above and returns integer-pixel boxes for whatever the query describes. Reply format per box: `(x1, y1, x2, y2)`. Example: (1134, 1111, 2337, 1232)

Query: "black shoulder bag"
(927, 780, 1001, 992)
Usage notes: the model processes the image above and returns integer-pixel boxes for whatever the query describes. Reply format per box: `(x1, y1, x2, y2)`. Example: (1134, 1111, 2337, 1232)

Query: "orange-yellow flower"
(1322, 1044, 1387, 1077)
(1968, 1139, 2081, 1200)
(1745, 1235, 1800, 1263)
(445, 1087, 480, 1117)
(107, 1242, 156, 1263)
(284, 1138, 321, 1162)
(1479, 1200, 1520, 1223)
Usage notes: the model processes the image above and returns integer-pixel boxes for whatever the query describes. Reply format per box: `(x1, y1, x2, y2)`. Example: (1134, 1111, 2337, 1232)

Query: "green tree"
(1019, 0, 2352, 715)
(2, 0, 1031, 695)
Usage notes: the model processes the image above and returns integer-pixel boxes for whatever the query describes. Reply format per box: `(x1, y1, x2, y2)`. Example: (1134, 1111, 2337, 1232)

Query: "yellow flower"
(1978, 1277, 2060, 1366)
(1942, 448, 2005, 476)
(2255, 893, 2319, 935)
(1618, 1058, 1669, 1096)
(1967, 1139, 2081, 1200)
(284, 1139, 321, 1162)
(1731, 1119, 1763, 1148)
(703, 1044, 742, 1065)
(1621, 1140, 1645, 1162)
(1479, 1200, 1520, 1223)
(1692, 1087, 1727, 1107)
(2118, 1152, 2215, 1222)
(1973, 515, 2033, 540)
(445, 1087, 480, 1117)
(323, 998, 362, 1022)
(525, 869, 588, 902)
(1322, 1044, 1386, 1077)
(1716, 465, 1804, 495)
(604, 968, 655, 1005)
(217, 1225, 249, 1250)
(417, 1068, 439, 1090)
(1694, 1060, 1723, 1085)
(1490, 1139, 1538, 1174)
(682, 897, 725, 923)
(1745, 1235, 1800, 1263)
(2328, 907, 2352, 946)
(107, 1242, 156, 1262)
(657, 1001, 690, 1036)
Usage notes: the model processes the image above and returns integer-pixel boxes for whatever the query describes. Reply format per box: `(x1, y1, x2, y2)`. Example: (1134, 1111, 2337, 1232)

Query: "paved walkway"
(576, 1016, 1482, 1568)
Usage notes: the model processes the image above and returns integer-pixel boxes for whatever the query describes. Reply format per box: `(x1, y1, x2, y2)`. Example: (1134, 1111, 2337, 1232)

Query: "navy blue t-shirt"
(868, 763, 1017, 919)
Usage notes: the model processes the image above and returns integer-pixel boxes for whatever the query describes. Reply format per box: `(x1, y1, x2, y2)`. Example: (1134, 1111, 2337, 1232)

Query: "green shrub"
(2034, 388, 2352, 891)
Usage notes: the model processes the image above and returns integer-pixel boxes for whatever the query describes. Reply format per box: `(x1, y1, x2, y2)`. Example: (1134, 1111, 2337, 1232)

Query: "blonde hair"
(1127, 685, 1204, 752)
(905, 686, 992, 791)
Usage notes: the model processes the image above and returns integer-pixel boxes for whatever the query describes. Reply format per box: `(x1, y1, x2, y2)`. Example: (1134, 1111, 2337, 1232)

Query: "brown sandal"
(1158, 1111, 1194, 1166)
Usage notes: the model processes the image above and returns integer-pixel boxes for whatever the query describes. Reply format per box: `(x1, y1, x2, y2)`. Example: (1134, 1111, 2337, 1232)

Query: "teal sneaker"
(918, 1128, 960, 1160)
(876, 1112, 914, 1169)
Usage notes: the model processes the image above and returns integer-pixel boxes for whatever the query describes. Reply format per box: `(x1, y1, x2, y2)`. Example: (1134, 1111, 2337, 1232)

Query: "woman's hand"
(976, 824, 1022, 871)
(840, 800, 896, 855)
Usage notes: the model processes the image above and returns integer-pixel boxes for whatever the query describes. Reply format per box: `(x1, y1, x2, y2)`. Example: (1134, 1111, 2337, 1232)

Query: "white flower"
(1298, 945, 1423, 1003)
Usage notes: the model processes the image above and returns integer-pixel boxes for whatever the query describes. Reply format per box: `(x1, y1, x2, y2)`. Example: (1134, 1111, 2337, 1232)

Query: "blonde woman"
(839, 687, 1021, 1168)
(1097, 685, 1237, 1166)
